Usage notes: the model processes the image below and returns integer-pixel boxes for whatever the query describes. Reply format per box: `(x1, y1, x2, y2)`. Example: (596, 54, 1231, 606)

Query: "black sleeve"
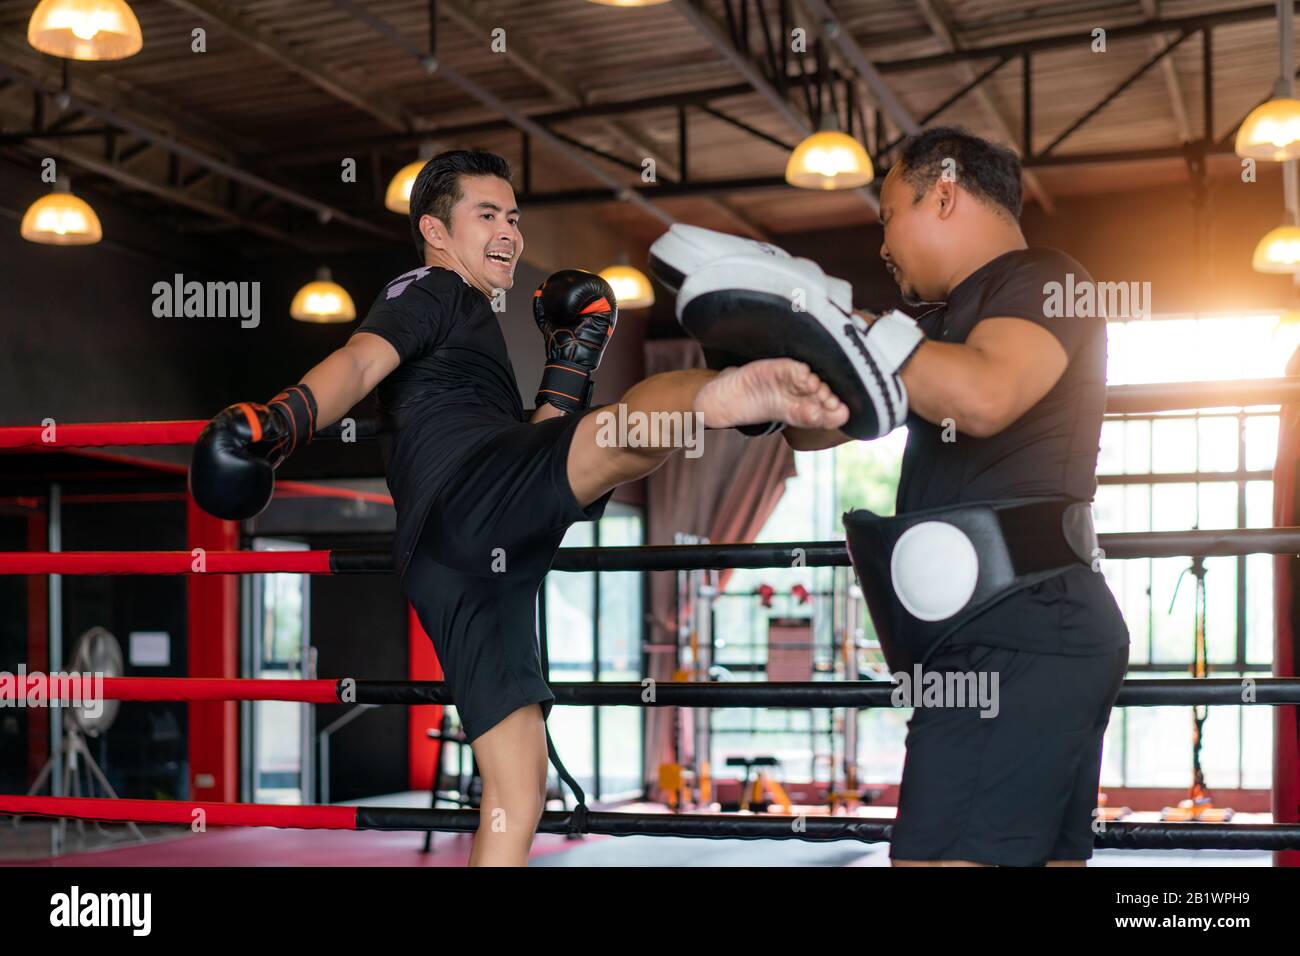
(979, 250, 1095, 358)
(349, 273, 450, 363)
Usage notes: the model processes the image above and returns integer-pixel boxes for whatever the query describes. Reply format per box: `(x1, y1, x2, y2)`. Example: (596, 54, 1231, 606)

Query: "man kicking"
(188, 149, 848, 866)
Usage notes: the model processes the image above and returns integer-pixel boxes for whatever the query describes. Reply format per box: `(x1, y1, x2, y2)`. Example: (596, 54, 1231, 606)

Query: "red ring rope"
(0, 420, 205, 449)
(0, 550, 334, 575)
(0, 794, 357, 829)
(0, 677, 342, 704)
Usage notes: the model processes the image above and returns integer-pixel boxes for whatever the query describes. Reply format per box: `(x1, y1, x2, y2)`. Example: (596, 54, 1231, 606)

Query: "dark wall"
(307, 532, 410, 803)
(1019, 167, 1294, 316)
(0, 495, 190, 799)
(61, 497, 190, 800)
(0, 157, 241, 436)
(0, 516, 29, 792)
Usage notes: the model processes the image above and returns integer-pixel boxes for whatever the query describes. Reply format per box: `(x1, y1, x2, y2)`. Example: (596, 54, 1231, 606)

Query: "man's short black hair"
(893, 126, 1022, 219)
(408, 149, 514, 258)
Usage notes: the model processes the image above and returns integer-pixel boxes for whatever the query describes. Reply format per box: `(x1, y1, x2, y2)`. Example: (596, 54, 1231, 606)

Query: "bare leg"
(567, 359, 848, 506)
(467, 704, 549, 867)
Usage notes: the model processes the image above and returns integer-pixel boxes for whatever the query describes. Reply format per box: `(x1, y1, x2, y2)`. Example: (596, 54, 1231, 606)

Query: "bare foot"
(694, 359, 849, 430)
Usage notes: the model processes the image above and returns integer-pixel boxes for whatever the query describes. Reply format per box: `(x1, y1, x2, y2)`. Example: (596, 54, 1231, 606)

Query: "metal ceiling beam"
(14, 134, 304, 248)
(252, 80, 780, 163)
(116, 140, 155, 169)
(519, 135, 1250, 206)
(696, 103, 797, 151)
(796, 0, 916, 136)
(438, 0, 765, 237)
(274, 0, 1253, 219)
(440, 0, 578, 108)
(325, 0, 676, 227)
(521, 174, 793, 207)
(162, 0, 411, 131)
(0, 33, 257, 157)
(0, 62, 400, 242)
(11, 3, 1274, 167)
(878, 3, 1273, 72)
(673, 0, 811, 134)
(1139, 0, 1194, 142)
(438, 0, 684, 184)
(672, 0, 877, 214)
(904, 0, 1055, 212)
(254, 0, 1279, 164)
(1036, 29, 1194, 158)
(0, 125, 111, 144)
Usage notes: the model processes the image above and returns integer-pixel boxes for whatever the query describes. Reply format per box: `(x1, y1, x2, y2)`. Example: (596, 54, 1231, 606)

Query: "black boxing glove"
(188, 385, 317, 520)
(533, 270, 618, 413)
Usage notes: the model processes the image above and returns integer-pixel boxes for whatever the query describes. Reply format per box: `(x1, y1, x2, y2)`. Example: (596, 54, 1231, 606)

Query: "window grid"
(1100, 407, 1278, 789)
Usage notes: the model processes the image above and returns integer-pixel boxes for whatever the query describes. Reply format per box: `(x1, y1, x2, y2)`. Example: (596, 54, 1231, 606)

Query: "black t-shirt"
(897, 248, 1128, 653)
(350, 266, 524, 579)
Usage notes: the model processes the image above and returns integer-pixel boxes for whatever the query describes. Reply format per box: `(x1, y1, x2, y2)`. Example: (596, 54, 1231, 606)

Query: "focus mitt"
(648, 224, 792, 293)
(649, 225, 795, 436)
(675, 253, 922, 440)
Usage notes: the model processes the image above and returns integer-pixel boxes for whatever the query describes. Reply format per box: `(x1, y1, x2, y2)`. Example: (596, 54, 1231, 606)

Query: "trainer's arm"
(902, 317, 1067, 438)
(296, 332, 402, 429)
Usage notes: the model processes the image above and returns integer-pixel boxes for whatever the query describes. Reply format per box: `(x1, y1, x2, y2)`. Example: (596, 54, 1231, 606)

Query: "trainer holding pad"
(648, 223, 922, 440)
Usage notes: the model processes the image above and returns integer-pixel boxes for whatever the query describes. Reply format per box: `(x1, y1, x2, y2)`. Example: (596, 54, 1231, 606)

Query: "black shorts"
(401, 410, 611, 743)
(889, 642, 1129, 866)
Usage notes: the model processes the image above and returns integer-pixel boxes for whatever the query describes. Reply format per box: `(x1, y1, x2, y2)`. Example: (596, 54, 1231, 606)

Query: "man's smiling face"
(434, 174, 523, 298)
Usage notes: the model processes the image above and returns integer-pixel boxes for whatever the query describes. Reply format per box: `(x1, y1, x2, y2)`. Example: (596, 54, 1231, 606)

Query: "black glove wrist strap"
(266, 384, 318, 457)
(537, 360, 592, 413)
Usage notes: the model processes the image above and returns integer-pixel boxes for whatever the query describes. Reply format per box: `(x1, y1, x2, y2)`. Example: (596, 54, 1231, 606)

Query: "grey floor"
(531, 835, 886, 866)
(4, 790, 1274, 866)
(358, 791, 1279, 867)
(0, 818, 189, 862)
(530, 835, 1274, 867)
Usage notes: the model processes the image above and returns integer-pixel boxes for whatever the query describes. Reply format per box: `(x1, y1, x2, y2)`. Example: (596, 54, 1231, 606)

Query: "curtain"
(640, 339, 798, 791)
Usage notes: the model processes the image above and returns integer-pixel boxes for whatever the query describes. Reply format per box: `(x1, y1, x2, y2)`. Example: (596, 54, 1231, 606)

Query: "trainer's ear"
(933, 176, 958, 219)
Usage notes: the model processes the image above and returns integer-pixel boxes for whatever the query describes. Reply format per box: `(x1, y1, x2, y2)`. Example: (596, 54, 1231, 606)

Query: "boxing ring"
(1, 375, 1299, 859)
